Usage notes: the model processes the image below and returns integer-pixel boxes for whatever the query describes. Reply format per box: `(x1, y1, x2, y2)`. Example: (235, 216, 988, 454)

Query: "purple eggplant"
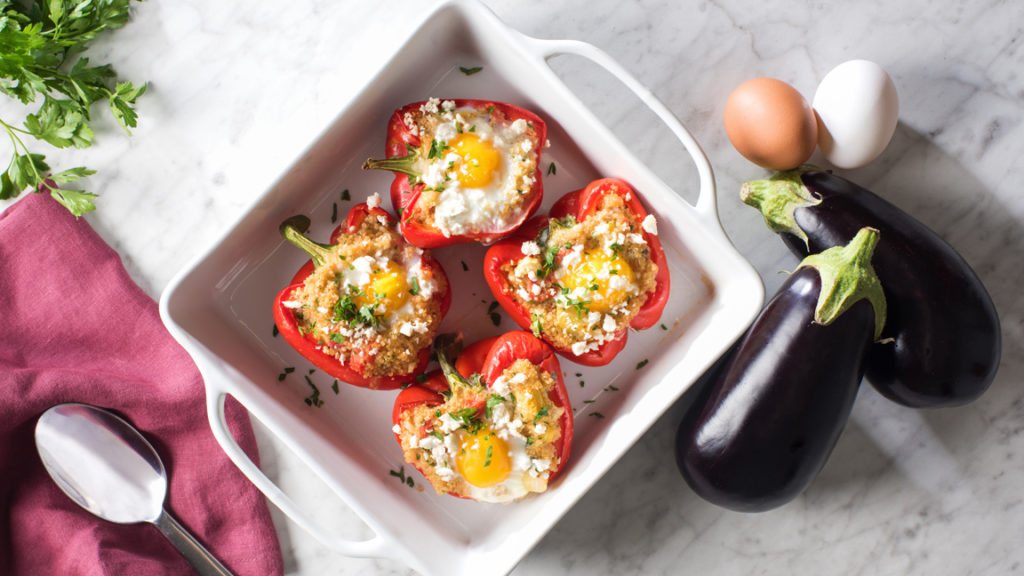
(741, 168, 1000, 408)
(676, 228, 885, 512)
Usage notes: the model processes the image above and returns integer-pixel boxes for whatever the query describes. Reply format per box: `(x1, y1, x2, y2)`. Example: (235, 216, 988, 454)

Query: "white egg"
(812, 60, 899, 169)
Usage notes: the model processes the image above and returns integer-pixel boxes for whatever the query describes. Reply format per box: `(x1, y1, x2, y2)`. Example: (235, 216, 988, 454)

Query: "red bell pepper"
(483, 178, 670, 366)
(362, 98, 547, 248)
(392, 332, 574, 498)
(273, 203, 451, 390)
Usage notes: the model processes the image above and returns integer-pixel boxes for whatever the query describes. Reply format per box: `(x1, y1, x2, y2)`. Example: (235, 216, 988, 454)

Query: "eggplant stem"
(279, 215, 333, 267)
(740, 167, 821, 249)
(798, 227, 887, 340)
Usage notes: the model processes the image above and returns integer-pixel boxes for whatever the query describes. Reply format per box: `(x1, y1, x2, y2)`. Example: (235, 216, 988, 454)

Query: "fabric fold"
(0, 192, 283, 576)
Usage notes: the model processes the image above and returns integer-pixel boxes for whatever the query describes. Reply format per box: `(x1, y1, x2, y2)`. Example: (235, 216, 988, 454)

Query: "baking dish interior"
(161, 2, 763, 574)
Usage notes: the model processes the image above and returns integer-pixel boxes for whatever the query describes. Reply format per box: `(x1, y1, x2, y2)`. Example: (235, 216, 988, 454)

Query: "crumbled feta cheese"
(282, 300, 302, 309)
(367, 192, 382, 209)
(521, 241, 541, 256)
(642, 214, 658, 235)
(534, 423, 547, 434)
(571, 341, 590, 355)
(510, 372, 528, 385)
(392, 424, 401, 435)
(434, 122, 457, 143)
(561, 245, 584, 268)
(509, 118, 528, 135)
(441, 99, 456, 112)
(438, 413, 461, 433)
(420, 97, 440, 114)
(603, 314, 617, 332)
(627, 233, 646, 246)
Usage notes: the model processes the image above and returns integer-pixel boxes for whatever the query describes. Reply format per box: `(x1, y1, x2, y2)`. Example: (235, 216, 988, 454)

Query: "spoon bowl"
(35, 403, 234, 576)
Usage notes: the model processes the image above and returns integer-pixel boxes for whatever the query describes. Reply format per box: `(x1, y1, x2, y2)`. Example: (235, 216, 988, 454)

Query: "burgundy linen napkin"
(0, 193, 284, 575)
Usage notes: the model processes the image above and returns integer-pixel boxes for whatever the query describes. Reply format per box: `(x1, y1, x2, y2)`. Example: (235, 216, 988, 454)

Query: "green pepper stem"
(362, 147, 421, 179)
(434, 332, 474, 389)
(740, 166, 821, 249)
(798, 226, 887, 340)
(279, 215, 333, 267)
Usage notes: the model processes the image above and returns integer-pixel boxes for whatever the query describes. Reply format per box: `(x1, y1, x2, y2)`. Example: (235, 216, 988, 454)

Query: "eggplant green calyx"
(740, 166, 821, 249)
(798, 226, 887, 340)
(280, 215, 333, 267)
(363, 145, 422, 181)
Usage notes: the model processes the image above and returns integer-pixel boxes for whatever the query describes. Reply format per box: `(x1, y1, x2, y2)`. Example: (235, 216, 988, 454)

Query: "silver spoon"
(34, 402, 235, 576)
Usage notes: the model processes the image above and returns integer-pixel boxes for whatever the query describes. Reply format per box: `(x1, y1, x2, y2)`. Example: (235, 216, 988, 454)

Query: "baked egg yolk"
(561, 250, 635, 313)
(450, 134, 501, 189)
(456, 428, 511, 488)
(351, 260, 410, 315)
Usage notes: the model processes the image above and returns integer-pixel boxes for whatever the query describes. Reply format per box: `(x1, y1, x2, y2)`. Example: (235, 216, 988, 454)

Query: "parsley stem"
(279, 215, 334, 267)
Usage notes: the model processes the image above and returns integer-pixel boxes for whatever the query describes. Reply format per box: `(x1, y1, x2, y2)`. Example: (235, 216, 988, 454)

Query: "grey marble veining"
(3, 0, 1023, 574)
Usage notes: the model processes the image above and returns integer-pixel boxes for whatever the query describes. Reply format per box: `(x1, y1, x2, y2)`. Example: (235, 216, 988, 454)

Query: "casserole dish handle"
(521, 36, 726, 241)
(206, 388, 390, 559)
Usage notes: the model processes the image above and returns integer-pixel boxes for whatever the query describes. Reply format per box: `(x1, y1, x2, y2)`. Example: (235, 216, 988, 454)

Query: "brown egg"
(723, 77, 818, 171)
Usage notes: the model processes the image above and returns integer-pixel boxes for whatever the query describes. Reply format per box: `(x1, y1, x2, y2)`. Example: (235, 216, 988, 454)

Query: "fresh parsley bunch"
(0, 0, 145, 216)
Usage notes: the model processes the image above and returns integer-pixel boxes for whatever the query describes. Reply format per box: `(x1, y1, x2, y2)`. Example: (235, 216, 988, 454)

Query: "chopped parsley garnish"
(409, 276, 420, 296)
(605, 384, 619, 392)
(451, 407, 484, 432)
(485, 444, 493, 467)
(609, 242, 623, 259)
(416, 373, 428, 383)
(563, 294, 591, 318)
(636, 359, 649, 370)
(459, 65, 484, 76)
(530, 313, 544, 337)
(533, 405, 550, 423)
(331, 380, 340, 394)
(329, 333, 346, 344)
(332, 287, 383, 328)
(661, 323, 668, 330)
(389, 465, 415, 488)
(341, 188, 351, 201)
(461, 260, 469, 272)
(272, 325, 279, 338)
(303, 375, 324, 408)
(331, 202, 338, 223)
(485, 394, 506, 419)
(589, 412, 605, 419)
(427, 138, 450, 159)
(547, 162, 556, 176)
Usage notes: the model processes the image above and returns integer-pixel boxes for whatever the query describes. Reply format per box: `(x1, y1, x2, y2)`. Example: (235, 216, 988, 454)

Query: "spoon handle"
(154, 509, 236, 576)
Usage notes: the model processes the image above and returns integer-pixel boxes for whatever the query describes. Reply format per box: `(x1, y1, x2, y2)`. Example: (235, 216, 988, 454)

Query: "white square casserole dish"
(159, 1, 764, 574)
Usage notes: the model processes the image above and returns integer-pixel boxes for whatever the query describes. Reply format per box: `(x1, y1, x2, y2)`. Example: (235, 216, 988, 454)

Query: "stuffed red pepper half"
(273, 197, 451, 390)
(483, 178, 670, 366)
(363, 98, 547, 248)
(392, 332, 573, 503)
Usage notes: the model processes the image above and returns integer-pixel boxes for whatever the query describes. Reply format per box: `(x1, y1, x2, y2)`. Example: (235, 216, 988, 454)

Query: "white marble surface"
(4, 0, 1024, 574)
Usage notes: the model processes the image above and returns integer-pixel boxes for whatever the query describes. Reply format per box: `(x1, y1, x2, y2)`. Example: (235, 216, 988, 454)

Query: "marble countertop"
(4, 0, 1023, 574)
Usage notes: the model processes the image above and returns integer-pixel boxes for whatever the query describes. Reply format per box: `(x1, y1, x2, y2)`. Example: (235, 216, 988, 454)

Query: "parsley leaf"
(0, 0, 147, 216)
